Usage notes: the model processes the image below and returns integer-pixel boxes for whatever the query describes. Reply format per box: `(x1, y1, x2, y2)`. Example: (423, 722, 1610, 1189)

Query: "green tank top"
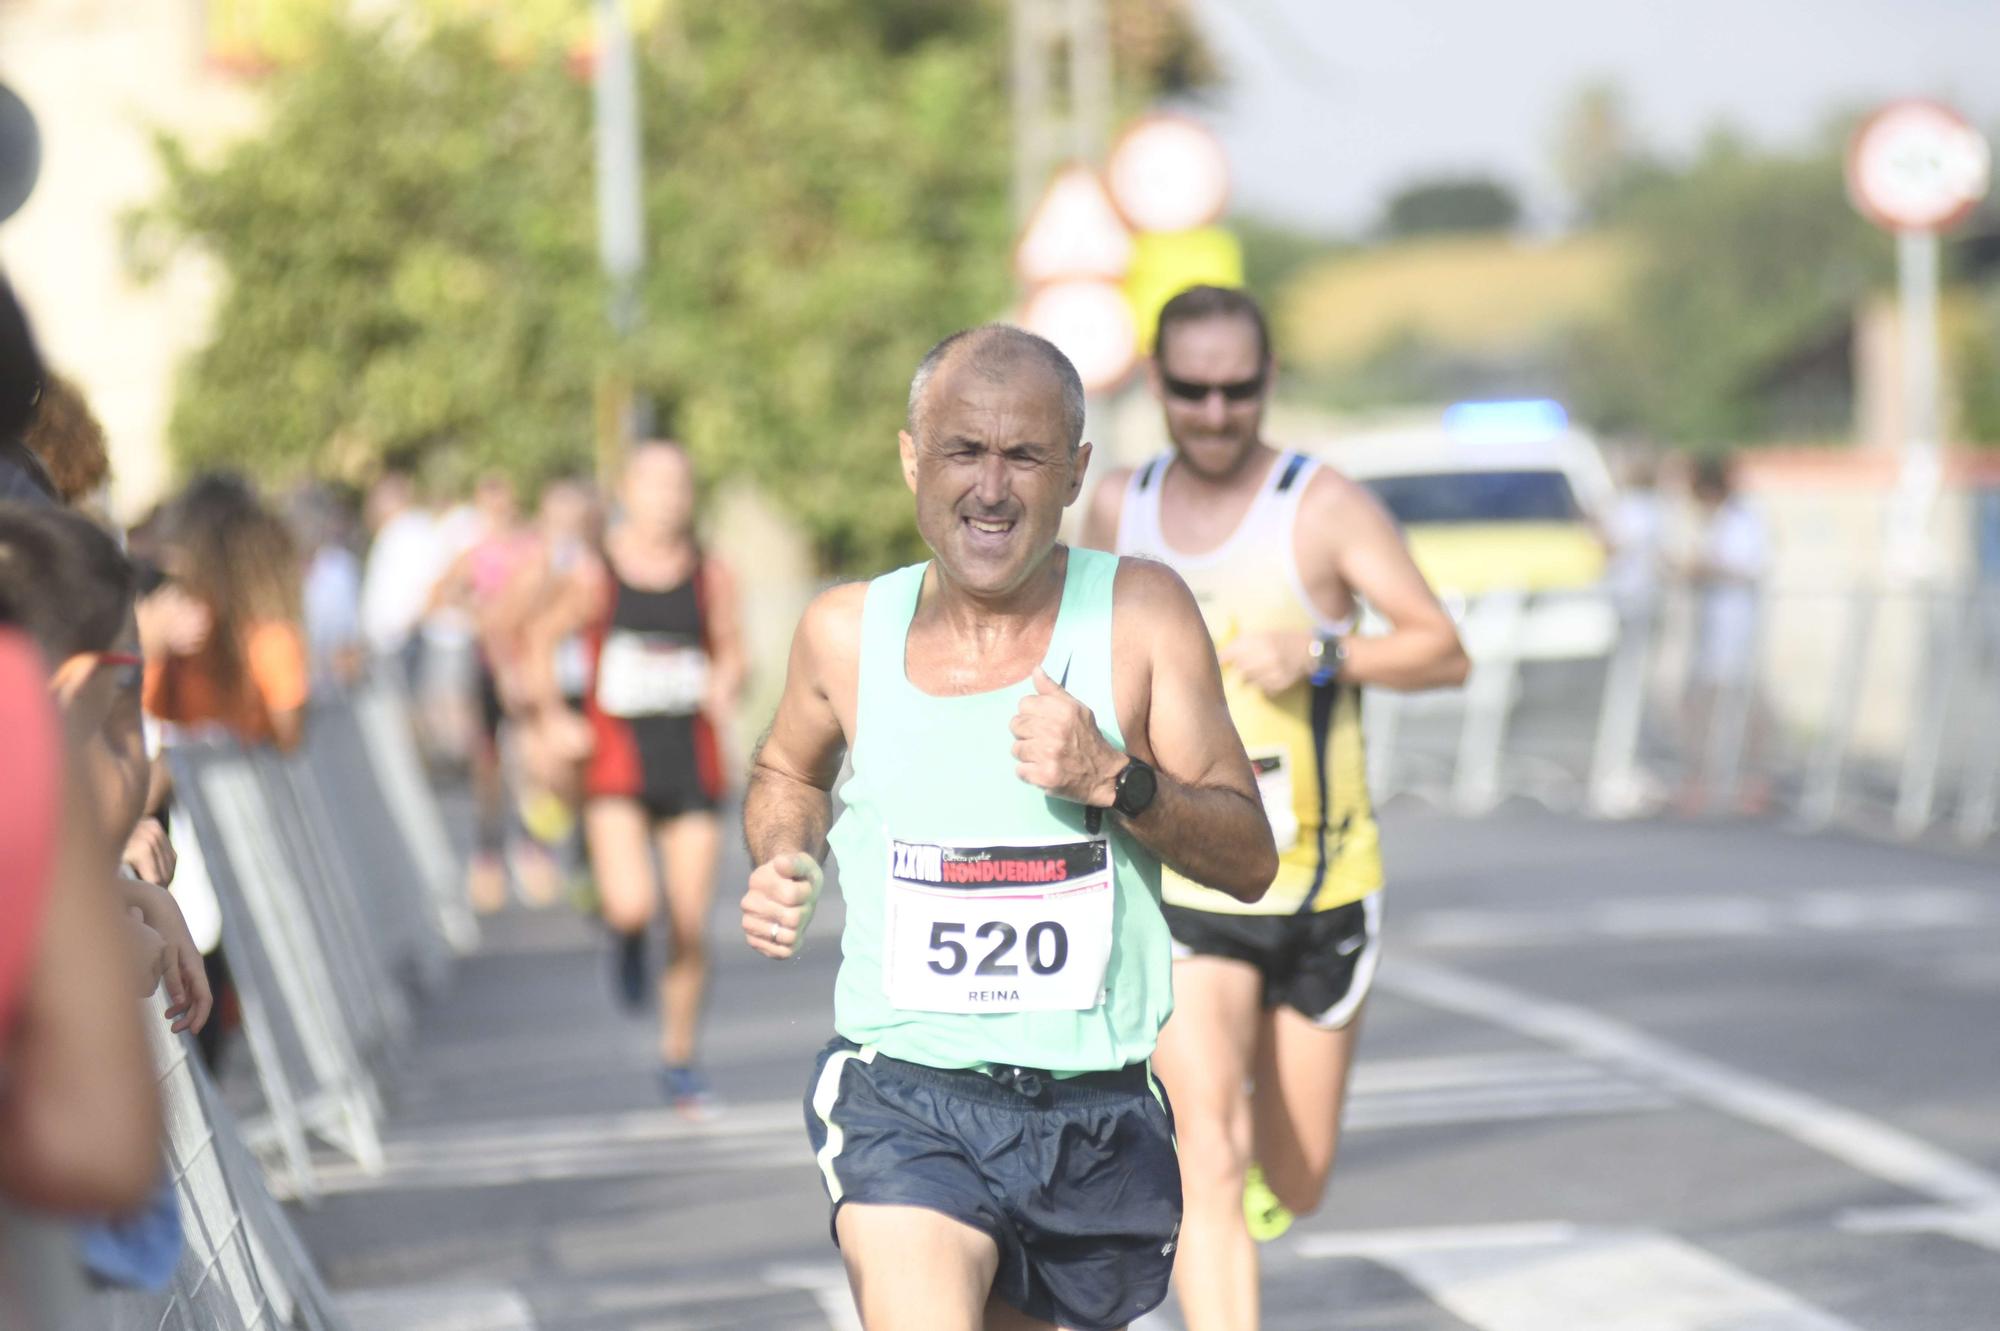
(826, 547, 1171, 1074)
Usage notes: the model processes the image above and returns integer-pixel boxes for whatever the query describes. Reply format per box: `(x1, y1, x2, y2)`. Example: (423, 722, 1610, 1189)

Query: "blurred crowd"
(0, 272, 623, 1291)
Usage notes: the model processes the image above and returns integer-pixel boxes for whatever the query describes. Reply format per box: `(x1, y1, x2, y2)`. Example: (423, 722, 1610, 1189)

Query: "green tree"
(1379, 176, 1521, 239)
(136, 3, 1203, 573)
(1566, 132, 1888, 445)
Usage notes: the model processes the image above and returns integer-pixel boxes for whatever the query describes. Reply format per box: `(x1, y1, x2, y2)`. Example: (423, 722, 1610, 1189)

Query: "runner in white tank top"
(1083, 286, 1468, 1331)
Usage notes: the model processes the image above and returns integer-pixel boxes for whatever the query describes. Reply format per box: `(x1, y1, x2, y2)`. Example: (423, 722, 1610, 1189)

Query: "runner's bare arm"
(1077, 467, 1132, 552)
(743, 585, 860, 866)
(1316, 474, 1469, 690)
(1014, 560, 1275, 901)
(515, 557, 606, 714)
(741, 585, 861, 959)
(701, 558, 748, 719)
(1118, 560, 1277, 900)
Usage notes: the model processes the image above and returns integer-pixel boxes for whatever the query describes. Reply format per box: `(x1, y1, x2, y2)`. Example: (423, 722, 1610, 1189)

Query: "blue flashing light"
(1443, 399, 1569, 441)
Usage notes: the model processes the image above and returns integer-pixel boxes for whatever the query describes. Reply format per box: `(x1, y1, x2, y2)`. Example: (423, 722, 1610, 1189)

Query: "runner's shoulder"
(1084, 466, 1137, 542)
(1296, 458, 1393, 543)
(1108, 553, 1202, 630)
(795, 581, 869, 668)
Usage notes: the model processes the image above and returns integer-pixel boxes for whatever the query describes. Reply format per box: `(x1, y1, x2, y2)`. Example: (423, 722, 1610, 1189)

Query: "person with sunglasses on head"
(743, 325, 1278, 1331)
(1081, 285, 1469, 1331)
(0, 501, 214, 1036)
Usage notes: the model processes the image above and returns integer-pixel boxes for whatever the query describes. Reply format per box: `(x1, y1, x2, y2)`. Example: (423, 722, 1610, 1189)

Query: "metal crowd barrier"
(165, 676, 465, 1197)
(2, 676, 463, 1328)
(1366, 578, 2000, 846)
(1, 997, 350, 1331)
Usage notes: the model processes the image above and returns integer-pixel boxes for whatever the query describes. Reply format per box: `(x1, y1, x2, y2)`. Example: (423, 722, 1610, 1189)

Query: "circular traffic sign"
(0, 83, 38, 224)
(1106, 113, 1230, 234)
(1847, 100, 1990, 233)
(1019, 279, 1138, 395)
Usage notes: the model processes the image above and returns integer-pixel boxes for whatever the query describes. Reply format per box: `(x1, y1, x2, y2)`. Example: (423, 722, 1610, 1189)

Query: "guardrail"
(1367, 578, 2000, 845)
(3, 673, 466, 1329)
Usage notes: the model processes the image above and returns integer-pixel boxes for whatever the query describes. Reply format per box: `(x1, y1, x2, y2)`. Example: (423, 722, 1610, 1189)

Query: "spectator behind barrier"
(145, 474, 310, 751)
(20, 370, 109, 506)
(0, 581, 160, 1215)
(0, 502, 212, 1034)
(0, 276, 57, 505)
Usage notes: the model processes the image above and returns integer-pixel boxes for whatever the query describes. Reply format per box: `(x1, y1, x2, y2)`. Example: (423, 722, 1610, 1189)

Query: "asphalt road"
(294, 802, 2000, 1331)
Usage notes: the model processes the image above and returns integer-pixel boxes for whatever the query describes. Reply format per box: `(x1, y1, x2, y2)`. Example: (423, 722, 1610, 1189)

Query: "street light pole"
(1887, 227, 1943, 575)
(593, 0, 646, 477)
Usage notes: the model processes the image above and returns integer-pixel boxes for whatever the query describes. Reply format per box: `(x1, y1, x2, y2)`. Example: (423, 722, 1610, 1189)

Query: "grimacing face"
(1151, 313, 1270, 482)
(900, 356, 1090, 600)
(622, 444, 695, 540)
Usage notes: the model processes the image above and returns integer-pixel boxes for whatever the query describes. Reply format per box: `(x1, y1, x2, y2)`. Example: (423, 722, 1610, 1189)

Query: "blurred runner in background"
(427, 472, 559, 910)
(524, 442, 743, 1116)
(498, 475, 601, 858)
(1085, 286, 1468, 1331)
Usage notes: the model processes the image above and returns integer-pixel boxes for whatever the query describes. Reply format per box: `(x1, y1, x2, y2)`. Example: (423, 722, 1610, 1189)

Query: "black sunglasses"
(1161, 372, 1266, 404)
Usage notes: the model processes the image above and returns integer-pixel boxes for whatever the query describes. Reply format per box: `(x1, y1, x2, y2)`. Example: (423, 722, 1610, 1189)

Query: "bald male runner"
(1084, 285, 1468, 1331)
(741, 326, 1278, 1331)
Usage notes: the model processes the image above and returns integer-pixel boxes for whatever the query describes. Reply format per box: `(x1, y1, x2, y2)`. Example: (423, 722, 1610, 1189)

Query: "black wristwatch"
(1111, 758, 1158, 819)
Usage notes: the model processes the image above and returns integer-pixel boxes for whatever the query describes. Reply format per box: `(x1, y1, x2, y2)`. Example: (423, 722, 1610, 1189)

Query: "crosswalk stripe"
(1384, 958, 2000, 1210)
(1298, 1224, 1860, 1330)
(1403, 886, 2000, 949)
(307, 1050, 1672, 1194)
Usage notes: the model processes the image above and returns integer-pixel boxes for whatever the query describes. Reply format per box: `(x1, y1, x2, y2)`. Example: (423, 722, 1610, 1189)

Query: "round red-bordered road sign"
(1847, 100, 1990, 233)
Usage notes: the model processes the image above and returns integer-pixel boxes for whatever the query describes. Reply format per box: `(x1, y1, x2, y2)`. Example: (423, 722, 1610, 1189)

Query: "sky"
(1179, 0, 2000, 233)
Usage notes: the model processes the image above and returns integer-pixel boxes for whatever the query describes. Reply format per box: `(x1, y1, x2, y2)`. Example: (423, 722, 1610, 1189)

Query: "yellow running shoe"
(1244, 1164, 1294, 1243)
(519, 790, 575, 847)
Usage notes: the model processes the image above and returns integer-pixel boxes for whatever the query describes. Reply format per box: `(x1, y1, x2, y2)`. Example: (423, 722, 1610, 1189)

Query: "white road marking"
(310, 1051, 1676, 1194)
(1383, 959, 2000, 1209)
(1402, 886, 2000, 949)
(1837, 1202, 2000, 1255)
(337, 1283, 538, 1331)
(1302, 1224, 1859, 1331)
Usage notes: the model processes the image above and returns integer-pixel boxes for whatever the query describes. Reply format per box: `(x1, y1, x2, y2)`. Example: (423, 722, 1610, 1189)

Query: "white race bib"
(1250, 749, 1300, 852)
(883, 837, 1114, 1014)
(596, 631, 709, 718)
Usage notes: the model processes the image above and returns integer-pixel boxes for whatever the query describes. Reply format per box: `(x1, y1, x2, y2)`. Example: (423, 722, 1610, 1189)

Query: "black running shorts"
(803, 1037, 1181, 1331)
(1163, 893, 1381, 1029)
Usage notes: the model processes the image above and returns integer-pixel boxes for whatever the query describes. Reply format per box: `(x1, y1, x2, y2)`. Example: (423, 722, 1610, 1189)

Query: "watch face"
(1116, 760, 1158, 816)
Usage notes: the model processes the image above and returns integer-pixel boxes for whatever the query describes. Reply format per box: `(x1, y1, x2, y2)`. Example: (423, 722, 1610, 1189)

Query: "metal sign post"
(1846, 101, 1991, 577)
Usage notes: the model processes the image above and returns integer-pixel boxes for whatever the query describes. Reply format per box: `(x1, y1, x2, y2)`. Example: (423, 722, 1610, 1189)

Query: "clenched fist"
(742, 853, 824, 960)
(1010, 668, 1122, 807)
(1220, 629, 1314, 696)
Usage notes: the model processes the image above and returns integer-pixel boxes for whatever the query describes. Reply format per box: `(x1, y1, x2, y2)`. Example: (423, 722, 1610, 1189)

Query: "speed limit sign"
(1847, 100, 1990, 233)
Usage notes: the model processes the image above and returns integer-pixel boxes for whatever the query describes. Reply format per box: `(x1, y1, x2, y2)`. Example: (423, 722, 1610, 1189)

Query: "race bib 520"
(882, 836, 1114, 1014)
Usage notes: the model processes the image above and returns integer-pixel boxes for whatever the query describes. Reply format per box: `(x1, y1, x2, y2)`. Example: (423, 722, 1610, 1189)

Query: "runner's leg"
(654, 809, 720, 1068)
(1251, 1002, 1366, 1217)
(1151, 955, 1263, 1331)
(836, 1203, 1000, 1331)
(585, 798, 657, 1009)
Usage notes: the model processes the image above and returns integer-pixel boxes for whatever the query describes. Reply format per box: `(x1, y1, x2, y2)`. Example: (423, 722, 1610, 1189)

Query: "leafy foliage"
(1379, 176, 1522, 239)
(141, 3, 1204, 572)
(1566, 134, 1888, 445)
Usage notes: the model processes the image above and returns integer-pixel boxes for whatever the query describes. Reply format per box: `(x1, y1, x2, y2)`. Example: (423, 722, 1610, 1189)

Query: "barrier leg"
(1896, 591, 1969, 839)
(1588, 606, 1655, 817)
(1452, 590, 1525, 816)
(1956, 592, 2000, 844)
(1798, 586, 1877, 830)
